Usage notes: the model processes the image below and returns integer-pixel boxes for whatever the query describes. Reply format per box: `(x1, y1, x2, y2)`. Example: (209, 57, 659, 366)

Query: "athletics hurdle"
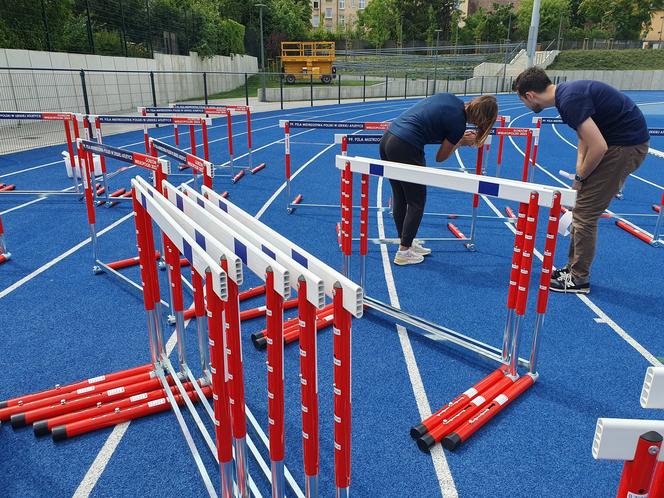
(280, 119, 389, 213)
(0, 214, 9, 264)
(0, 111, 82, 196)
(148, 138, 214, 190)
(336, 155, 575, 449)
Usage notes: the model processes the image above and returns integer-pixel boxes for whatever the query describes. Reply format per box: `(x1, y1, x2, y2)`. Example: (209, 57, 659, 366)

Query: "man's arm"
(576, 117, 607, 180)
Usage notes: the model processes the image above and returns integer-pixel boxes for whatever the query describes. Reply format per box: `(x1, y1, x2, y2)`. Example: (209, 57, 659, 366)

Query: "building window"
(339, 15, 345, 26)
(313, 0, 319, 8)
(359, 0, 365, 8)
(339, 0, 345, 9)
(313, 15, 320, 27)
(325, 7, 333, 18)
(351, 0, 355, 6)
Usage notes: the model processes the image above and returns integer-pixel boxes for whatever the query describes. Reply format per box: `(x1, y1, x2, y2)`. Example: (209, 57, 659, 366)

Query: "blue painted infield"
(0, 93, 662, 497)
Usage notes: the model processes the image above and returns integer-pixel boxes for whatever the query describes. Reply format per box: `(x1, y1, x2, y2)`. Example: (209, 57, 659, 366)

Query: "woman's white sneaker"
(410, 241, 432, 256)
(394, 249, 425, 265)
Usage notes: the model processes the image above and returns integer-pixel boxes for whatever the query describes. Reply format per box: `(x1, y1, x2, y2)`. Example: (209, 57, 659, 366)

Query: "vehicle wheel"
(285, 74, 296, 84)
(321, 74, 332, 84)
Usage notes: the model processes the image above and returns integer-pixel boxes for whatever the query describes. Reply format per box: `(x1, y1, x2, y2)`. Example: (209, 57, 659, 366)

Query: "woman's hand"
(458, 130, 477, 147)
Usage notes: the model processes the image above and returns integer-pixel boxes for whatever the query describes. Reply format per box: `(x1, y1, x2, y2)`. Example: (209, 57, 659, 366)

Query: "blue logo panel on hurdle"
(217, 200, 228, 213)
(291, 250, 308, 269)
(234, 239, 248, 265)
(153, 140, 187, 163)
(261, 245, 276, 261)
(183, 240, 193, 265)
(194, 230, 206, 251)
(478, 181, 500, 197)
(369, 163, 384, 176)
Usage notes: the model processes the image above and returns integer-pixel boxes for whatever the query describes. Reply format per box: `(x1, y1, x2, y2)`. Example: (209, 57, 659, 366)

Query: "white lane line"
(376, 176, 458, 498)
(0, 213, 132, 299)
(0, 158, 63, 178)
(72, 318, 183, 498)
(479, 117, 661, 366)
(70, 101, 414, 496)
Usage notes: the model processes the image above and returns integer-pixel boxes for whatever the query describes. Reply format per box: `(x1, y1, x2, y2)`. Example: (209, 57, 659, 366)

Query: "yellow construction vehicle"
(280, 41, 336, 84)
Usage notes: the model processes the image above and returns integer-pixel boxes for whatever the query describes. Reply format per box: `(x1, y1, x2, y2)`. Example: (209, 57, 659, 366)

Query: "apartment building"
(311, 0, 370, 32)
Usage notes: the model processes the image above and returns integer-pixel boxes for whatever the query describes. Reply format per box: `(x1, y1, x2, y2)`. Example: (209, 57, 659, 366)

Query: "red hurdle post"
(531, 118, 542, 168)
(265, 268, 286, 498)
(649, 460, 664, 497)
(0, 215, 9, 264)
(617, 432, 663, 498)
(298, 277, 320, 496)
(226, 108, 235, 174)
(205, 269, 235, 498)
(191, 269, 210, 377)
(333, 283, 353, 498)
(522, 130, 533, 182)
(359, 172, 369, 290)
(341, 160, 353, 276)
(496, 116, 506, 172)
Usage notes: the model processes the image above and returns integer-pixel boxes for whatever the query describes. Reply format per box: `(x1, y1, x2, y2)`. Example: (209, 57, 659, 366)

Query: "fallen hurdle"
(0, 111, 82, 197)
(0, 214, 10, 264)
(615, 191, 664, 247)
(592, 366, 664, 497)
(335, 154, 575, 450)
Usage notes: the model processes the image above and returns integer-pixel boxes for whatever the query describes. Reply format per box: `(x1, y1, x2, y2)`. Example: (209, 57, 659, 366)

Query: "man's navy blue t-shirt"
(555, 81, 649, 146)
(388, 93, 466, 150)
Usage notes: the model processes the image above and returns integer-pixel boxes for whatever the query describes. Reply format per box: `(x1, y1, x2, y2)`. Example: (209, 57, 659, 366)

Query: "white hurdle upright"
(592, 366, 664, 497)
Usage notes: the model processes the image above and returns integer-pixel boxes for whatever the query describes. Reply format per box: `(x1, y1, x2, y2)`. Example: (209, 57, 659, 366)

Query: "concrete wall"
(260, 75, 513, 102)
(0, 49, 258, 114)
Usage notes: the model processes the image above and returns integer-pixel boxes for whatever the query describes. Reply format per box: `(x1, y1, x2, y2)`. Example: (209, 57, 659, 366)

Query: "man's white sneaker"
(410, 241, 431, 256)
(394, 249, 425, 266)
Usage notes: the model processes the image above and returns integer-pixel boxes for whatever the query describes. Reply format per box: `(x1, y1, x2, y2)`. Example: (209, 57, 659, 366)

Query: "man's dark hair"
(512, 67, 553, 96)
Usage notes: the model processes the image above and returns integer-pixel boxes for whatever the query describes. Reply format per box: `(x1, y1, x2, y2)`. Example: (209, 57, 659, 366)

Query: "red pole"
(515, 193, 540, 317)
(536, 192, 562, 315)
(473, 145, 484, 208)
(205, 270, 234, 479)
(94, 117, 108, 175)
(226, 109, 234, 166)
(333, 284, 352, 494)
(64, 119, 75, 167)
(649, 461, 664, 498)
(202, 120, 210, 162)
(531, 119, 542, 166)
(285, 122, 291, 181)
(246, 107, 252, 156)
(521, 130, 533, 182)
(497, 116, 505, 166)
(297, 277, 320, 485)
(342, 161, 353, 257)
(360, 174, 369, 257)
(141, 107, 149, 153)
(617, 432, 663, 498)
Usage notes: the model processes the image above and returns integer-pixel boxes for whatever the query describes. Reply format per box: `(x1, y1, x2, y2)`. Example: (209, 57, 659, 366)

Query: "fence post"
(432, 74, 437, 95)
(149, 71, 157, 107)
(338, 74, 342, 105)
(446, 74, 450, 93)
(362, 75, 366, 102)
(202, 72, 208, 105)
(280, 73, 284, 110)
(404, 74, 408, 100)
(495, 76, 499, 94)
(425, 75, 429, 97)
(310, 74, 314, 107)
(80, 70, 91, 115)
(480, 76, 484, 94)
(85, 0, 95, 54)
(385, 75, 388, 101)
(244, 73, 249, 106)
(464, 77, 468, 96)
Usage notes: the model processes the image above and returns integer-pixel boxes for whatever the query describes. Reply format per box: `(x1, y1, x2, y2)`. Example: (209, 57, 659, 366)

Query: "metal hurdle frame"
(77, 139, 171, 282)
(81, 113, 212, 204)
(133, 177, 362, 497)
(280, 119, 390, 213)
(0, 214, 9, 264)
(149, 137, 214, 190)
(337, 155, 576, 448)
(0, 111, 82, 196)
(141, 104, 263, 182)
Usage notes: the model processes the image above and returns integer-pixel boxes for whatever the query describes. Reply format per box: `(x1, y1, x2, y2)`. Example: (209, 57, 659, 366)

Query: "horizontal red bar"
(616, 220, 653, 245)
(107, 250, 161, 271)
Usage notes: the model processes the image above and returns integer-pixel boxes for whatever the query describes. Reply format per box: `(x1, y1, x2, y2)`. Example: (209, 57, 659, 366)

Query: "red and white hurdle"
(335, 154, 575, 450)
(592, 366, 664, 497)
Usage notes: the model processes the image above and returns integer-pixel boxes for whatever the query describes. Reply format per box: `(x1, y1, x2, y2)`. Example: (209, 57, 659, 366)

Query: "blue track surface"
(1, 93, 663, 498)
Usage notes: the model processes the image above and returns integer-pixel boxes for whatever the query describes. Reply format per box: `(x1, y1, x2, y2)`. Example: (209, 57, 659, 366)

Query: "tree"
(517, 0, 571, 41)
(357, 0, 399, 47)
(577, 0, 661, 39)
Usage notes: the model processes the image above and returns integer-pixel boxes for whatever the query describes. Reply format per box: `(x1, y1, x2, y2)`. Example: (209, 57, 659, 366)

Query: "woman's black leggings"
(379, 131, 426, 248)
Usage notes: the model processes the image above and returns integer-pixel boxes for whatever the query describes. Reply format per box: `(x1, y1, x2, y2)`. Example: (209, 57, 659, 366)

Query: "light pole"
(255, 3, 266, 71)
(526, 0, 542, 68)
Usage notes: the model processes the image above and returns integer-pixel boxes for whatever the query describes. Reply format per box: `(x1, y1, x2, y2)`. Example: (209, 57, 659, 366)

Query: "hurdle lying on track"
(141, 104, 265, 180)
(0, 111, 83, 196)
(280, 119, 389, 213)
(0, 214, 10, 264)
(336, 155, 575, 450)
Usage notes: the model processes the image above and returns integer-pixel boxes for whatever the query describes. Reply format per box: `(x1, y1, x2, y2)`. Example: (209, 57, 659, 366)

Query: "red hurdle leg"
(191, 269, 210, 378)
(205, 270, 234, 498)
(0, 215, 9, 263)
(649, 460, 664, 498)
(298, 277, 320, 496)
(615, 219, 655, 245)
(265, 269, 286, 498)
(226, 109, 235, 173)
(447, 223, 466, 240)
(617, 431, 663, 498)
(333, 284, 353, 497)
(221, 259, 249, 497)
(106, 250, 161, 271)
(359, 173, 369, 290)
(496, 116, 505, 175)
(521, 130, 533, 182)
(232, 170, 245, 183)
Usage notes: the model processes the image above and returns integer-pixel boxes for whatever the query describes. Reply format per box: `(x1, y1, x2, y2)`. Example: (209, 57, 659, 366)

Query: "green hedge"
(548, 49, 664, 70)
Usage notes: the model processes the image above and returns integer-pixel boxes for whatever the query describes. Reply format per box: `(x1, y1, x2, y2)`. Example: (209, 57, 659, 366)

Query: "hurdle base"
(364, 296, 530, 369)
(251, 333, 267, 350)
(0, 252, 11, 264)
